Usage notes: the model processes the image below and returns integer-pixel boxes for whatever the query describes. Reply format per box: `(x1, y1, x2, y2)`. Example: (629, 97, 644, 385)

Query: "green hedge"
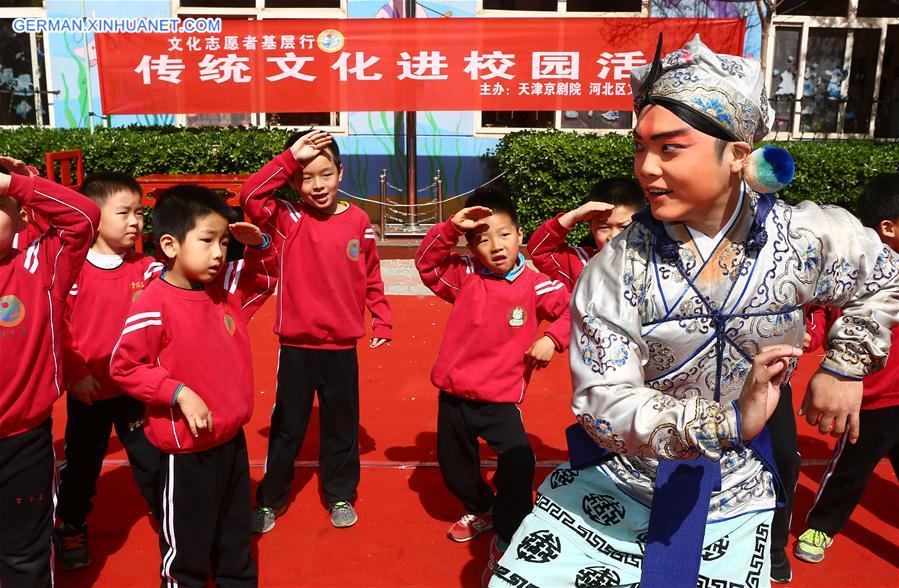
(0, 126, 295, 177)
(3, 126, 898, 243)
(489, 129, 899, 241)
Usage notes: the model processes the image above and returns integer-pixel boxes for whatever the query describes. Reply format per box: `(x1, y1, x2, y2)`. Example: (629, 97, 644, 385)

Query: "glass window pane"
(482, 0, 557, 11)
(180, 0, 256, 7)
(567, 0, 641, 12)
(874, 25, 899, 138)
(560, 109, 631, 130)
(185, 113, 253, 127)
(0, 20, 39, 125)
(266, 0, 341, 6)
(770, 27, 800, 134)
(844, 29, 880, 134)
(481, 111, 554, 128)
(800, 28, 847, 134)
(268, 112, 339, 126)
(776, 0, 849, 17)
(858, 0, 899, 18)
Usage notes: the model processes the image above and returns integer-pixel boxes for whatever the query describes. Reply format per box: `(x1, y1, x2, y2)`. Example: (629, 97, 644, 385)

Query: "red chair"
(45, 150, 84, 191)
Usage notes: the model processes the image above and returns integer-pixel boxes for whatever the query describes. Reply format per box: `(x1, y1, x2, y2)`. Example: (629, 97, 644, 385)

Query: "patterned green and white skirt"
(490, 462, 773, 588)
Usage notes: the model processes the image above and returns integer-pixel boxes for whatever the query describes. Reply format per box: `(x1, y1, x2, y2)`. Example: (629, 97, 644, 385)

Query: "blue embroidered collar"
(481, 253, 527, 282)
(634, 191, 775, 264)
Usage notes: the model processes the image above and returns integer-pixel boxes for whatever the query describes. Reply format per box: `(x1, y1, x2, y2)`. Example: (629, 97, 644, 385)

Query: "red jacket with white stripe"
(0, 174, 100, 438)
(63, 253, 164, 400)
(528, 213, 598, 291)
(415, 220, 571, 404)
(109, 244, 277, 454)
(240, 150, 392, 348)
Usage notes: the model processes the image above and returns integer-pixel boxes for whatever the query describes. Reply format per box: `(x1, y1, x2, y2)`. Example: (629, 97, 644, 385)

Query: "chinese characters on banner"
(94, 18, 745, 115)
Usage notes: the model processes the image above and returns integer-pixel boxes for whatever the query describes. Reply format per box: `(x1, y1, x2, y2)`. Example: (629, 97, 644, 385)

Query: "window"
(173, 10, 344, 131)
(0, 20, 49, 126)
(478, 0, 647, 134)
(768, 4, 899, 138)
(776, 0, 849, 17)
(856, 0, 899, 19)
(481, 111, 554, 128)
(769, 27, 800, 135)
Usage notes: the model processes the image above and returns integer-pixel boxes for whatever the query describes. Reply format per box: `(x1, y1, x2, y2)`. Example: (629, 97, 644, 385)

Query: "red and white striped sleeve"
(110, 294, 182, 407)
(535, 274, 571, 352)
(221, 235, 279, 320)
(7, 174, 100, 299)
(414, 220, 476, 304)
(528, 214, 595, 292)
(240, 150, 304, 252)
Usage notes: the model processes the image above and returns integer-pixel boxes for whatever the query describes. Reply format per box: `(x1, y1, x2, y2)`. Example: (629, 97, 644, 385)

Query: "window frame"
(473, 0, 650, 137)
(766, 5, 895, 140)
(0, 4, 53, 128)
(173, 0, 348, 132)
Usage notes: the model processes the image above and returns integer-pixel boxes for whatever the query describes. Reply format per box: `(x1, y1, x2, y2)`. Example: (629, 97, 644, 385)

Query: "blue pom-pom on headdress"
(743, 145, 794, 194)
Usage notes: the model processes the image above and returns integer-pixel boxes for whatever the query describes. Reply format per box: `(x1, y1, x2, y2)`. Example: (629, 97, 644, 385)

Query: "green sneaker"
(794, 528, 833, 563)
(329, 501, 358, 528)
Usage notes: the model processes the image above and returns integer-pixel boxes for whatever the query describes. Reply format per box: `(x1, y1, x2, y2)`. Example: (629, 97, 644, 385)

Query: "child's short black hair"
(858, 173, 899, 230)
(153, 185, 237, 247)
(464, 186, 519, 227)
(81, 172, 143, 205)
(283, 129, 341, 167)
(582, 177, 646, 211)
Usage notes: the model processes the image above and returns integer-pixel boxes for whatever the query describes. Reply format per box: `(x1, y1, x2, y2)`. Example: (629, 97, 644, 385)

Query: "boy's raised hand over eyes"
(559, 201, 615, 230)
(451, 206, 493, 233)
(290, 131, 334, 166)
(0, 155, 38, 195)
(229, 222, 265, 247)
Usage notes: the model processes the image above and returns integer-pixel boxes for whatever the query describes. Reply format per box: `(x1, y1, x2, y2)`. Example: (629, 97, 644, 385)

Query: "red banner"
(95, 18, 745, 115)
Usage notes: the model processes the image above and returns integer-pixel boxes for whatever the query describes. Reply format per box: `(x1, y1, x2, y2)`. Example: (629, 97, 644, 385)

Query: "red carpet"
(50, 297, 898, 587)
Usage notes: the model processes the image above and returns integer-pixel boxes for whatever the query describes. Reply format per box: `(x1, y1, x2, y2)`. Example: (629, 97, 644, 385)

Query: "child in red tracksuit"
(242, 130, 391, 532)
(415, 187, 570, 582)
(110, 186, 277, 587)
(0, 156, 100, 587)
(54, 173, 164, 571)
(528, 177, 644, 290)
(794, 172, 899, 566)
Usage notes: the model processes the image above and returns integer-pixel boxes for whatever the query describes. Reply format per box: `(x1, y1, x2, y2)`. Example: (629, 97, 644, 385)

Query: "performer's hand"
(800, 370, 863, 444)
(738, 344, 802, 441)
(69, 374, 101, 406)
(451, 206, 493, 233)
(229, 222, 264, 247)
(525, 335, 556, 370)
(289, 130, 333, 165)
(559, 201, 614, 229)
(369, 337, 390, 349)
(176, 385, 213, 437)
(802, 331, 812, 350)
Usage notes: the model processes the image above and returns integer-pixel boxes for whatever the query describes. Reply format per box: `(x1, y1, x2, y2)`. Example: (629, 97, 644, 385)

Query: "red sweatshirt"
(416, 220, 571, 404)
(11, 220, 42, 250)
(0, 174, 100, 438)
(240, 150, 391, 349)
(805, 305, 899, 410)
(109, 244, 277, 453)
(63, 253, 164, 399)
(528, 213, 598, 291)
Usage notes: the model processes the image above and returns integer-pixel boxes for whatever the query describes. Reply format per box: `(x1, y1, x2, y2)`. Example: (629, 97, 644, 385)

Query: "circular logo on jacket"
(516, 530, 561, 563)
(224, 313, 236, 336)
(575, 566, 621, 587)
(317, 29, 345, 53)
(346, 238, 361, 261)
(0, 295, 25, 327)
(582, 494, 625, 527)
(508, 306, 527, 327)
